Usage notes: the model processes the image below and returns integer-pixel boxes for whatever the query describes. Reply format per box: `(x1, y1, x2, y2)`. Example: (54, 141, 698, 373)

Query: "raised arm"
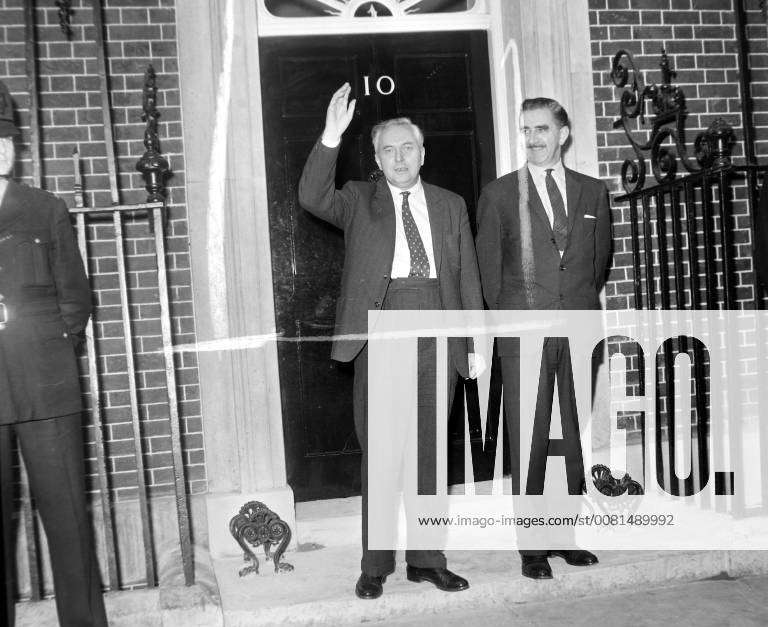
(297, 83, 357, 230)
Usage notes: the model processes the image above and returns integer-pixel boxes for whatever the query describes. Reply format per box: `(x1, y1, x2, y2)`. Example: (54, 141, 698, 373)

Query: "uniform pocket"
(35, 318, 69, 342)
(15, 236, 53, 286)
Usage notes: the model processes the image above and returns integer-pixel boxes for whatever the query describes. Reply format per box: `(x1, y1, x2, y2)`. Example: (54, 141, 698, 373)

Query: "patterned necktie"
(545, 168, 568, 252)
(400, 191, 430, 278)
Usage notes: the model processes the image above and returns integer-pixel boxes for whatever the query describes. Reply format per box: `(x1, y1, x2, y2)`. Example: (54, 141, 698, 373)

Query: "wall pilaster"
(176, 0, 294, 557)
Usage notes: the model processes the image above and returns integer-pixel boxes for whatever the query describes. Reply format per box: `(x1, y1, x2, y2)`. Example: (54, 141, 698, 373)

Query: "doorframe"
(175, 0, 598, 555)
(255, 0, 492, 37)
(255, 0, 516, 176)
(253, 1, 598, 185)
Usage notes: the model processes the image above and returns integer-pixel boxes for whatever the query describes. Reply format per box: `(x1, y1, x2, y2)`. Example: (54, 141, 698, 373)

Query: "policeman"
(0, 80, 108, 626)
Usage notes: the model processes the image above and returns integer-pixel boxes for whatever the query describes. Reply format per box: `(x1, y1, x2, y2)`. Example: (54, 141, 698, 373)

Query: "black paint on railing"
(611, 47, 767, 504)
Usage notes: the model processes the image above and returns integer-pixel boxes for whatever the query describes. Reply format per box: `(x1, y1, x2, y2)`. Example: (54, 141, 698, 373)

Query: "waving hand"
(321, 82, 356, 147)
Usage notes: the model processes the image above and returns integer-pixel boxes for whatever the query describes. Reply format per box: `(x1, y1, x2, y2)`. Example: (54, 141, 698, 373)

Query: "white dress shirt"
(387, 178, 437, 279)
(527, 161, 568, 227)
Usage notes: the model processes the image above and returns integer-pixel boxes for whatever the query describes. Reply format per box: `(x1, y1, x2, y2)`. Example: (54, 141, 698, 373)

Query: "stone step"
(213, 545, 768, 626)
(15, 493, 768, 626)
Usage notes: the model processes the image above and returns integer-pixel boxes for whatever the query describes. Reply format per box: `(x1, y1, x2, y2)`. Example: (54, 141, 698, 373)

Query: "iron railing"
(8, 29, 193, 598)
(610, 47, 768, 511)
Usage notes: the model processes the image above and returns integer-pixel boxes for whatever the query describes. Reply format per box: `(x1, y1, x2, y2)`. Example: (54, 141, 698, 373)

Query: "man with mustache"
(475, 97, 611, 579)
(298, 82, 484, 600)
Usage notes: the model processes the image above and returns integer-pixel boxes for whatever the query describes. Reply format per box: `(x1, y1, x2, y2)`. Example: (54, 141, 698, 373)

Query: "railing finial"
(136, 64, 171, 205)
(697, 117, 736, 171)
(54, 0, 73, 38)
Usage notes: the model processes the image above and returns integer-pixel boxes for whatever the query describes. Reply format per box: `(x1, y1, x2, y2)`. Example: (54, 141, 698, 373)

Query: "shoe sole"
(521, 570, 553, 580)
(548, 552, 598, 567)
(406, 574, 469, 591)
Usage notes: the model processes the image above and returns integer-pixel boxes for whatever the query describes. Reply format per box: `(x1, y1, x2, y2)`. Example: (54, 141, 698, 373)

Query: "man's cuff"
(320, 134, 341, 148)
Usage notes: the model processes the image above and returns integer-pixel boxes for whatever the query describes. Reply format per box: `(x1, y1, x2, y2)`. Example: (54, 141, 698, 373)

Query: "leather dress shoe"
(521, 555, 553, 579)
(406, 565, 469, 591)
(549, 549, 599, 566)
(355, 572, 386, 599)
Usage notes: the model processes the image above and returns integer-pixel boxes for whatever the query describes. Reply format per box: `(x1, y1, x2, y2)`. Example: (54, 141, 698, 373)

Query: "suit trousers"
(0, 414, 108, 627)
(354, 278, 456, 576)
(501, 338, 585, 557)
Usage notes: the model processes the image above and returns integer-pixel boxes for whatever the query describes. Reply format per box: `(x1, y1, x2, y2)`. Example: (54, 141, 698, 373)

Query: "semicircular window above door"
(263, 0, 479, 18)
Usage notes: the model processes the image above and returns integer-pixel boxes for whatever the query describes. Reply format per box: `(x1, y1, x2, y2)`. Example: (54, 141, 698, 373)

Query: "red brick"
(601, 10, 640, 23)
(632, 0, 670, 8)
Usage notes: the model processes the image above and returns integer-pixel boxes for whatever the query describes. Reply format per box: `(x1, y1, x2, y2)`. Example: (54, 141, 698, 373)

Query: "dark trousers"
(501, 338, 585, 557)
(354, 278, 456, 576)
(0, 414, 108, 627)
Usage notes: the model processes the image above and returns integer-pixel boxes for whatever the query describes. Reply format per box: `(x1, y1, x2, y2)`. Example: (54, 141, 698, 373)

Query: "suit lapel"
(372, 178, 397, 269)
(526, 172, 553, 234)
(565, 168, 584, 238)
(423, 182, 444, 275)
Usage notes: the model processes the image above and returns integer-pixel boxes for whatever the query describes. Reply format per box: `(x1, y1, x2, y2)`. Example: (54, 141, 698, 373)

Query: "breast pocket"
(14, 235, 53, 286)
(580, 213, 597, 242)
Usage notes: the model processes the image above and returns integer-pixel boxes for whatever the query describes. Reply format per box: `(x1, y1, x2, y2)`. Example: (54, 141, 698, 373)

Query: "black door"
(260, 31, 496, 502)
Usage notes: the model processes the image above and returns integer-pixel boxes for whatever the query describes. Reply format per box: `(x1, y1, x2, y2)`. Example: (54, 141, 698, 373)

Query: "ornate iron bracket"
(591, 464, 644, 497)
(589, 464, 644, 517)
(611, 49, 736, 193)
(54, 0, 74, 38)
(135, 65, 171, 205)
(229, 501, 294, 576)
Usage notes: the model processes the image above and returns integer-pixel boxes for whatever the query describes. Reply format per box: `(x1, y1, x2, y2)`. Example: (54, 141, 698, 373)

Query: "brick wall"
(747, 0, 768, 158)
(2, 0, 764, 499)
(589, 0, 768, 311)
(0, 0, 205, 499)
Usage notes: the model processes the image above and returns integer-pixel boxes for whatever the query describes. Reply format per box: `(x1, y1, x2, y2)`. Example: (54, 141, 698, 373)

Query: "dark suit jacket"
(298, 140, 483, 376)
(475, 165, 611, 355)
(0, 181, 91, 424)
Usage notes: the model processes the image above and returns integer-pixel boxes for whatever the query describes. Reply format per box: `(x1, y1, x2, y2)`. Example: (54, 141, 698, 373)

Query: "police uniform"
(0, 81, 108, 626)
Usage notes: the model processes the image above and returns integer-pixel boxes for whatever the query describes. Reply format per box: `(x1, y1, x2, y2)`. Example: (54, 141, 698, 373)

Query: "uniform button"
(559, 264, 565, 271)
(550, 238, 557, 245)
(63, 332, 68, 338)
(374, 300, 381, 308)
(34, 237, 40, 243)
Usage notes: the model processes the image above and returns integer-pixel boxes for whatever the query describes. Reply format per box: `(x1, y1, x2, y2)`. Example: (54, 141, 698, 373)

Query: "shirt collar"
(0, 179, 9, 209)
(527, 160, 565, 180)
(386, 177, 423, 201)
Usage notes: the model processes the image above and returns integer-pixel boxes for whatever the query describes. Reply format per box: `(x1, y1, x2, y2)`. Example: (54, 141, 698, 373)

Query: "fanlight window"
(264, 0, 478, 18)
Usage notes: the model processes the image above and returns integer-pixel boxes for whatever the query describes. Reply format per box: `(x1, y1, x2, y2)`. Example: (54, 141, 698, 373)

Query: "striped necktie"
(545, 168, 568, 252)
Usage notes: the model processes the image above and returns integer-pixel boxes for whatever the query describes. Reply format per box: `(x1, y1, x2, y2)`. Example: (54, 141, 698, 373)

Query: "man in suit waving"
(475, 97, 611, 580)
(299, 83, 483, 599)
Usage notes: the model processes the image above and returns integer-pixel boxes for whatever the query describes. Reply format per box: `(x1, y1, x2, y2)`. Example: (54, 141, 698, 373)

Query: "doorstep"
(213, 545, 768, 626)
(212, 496, 768, 626)
(14, 496, 768, 626)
